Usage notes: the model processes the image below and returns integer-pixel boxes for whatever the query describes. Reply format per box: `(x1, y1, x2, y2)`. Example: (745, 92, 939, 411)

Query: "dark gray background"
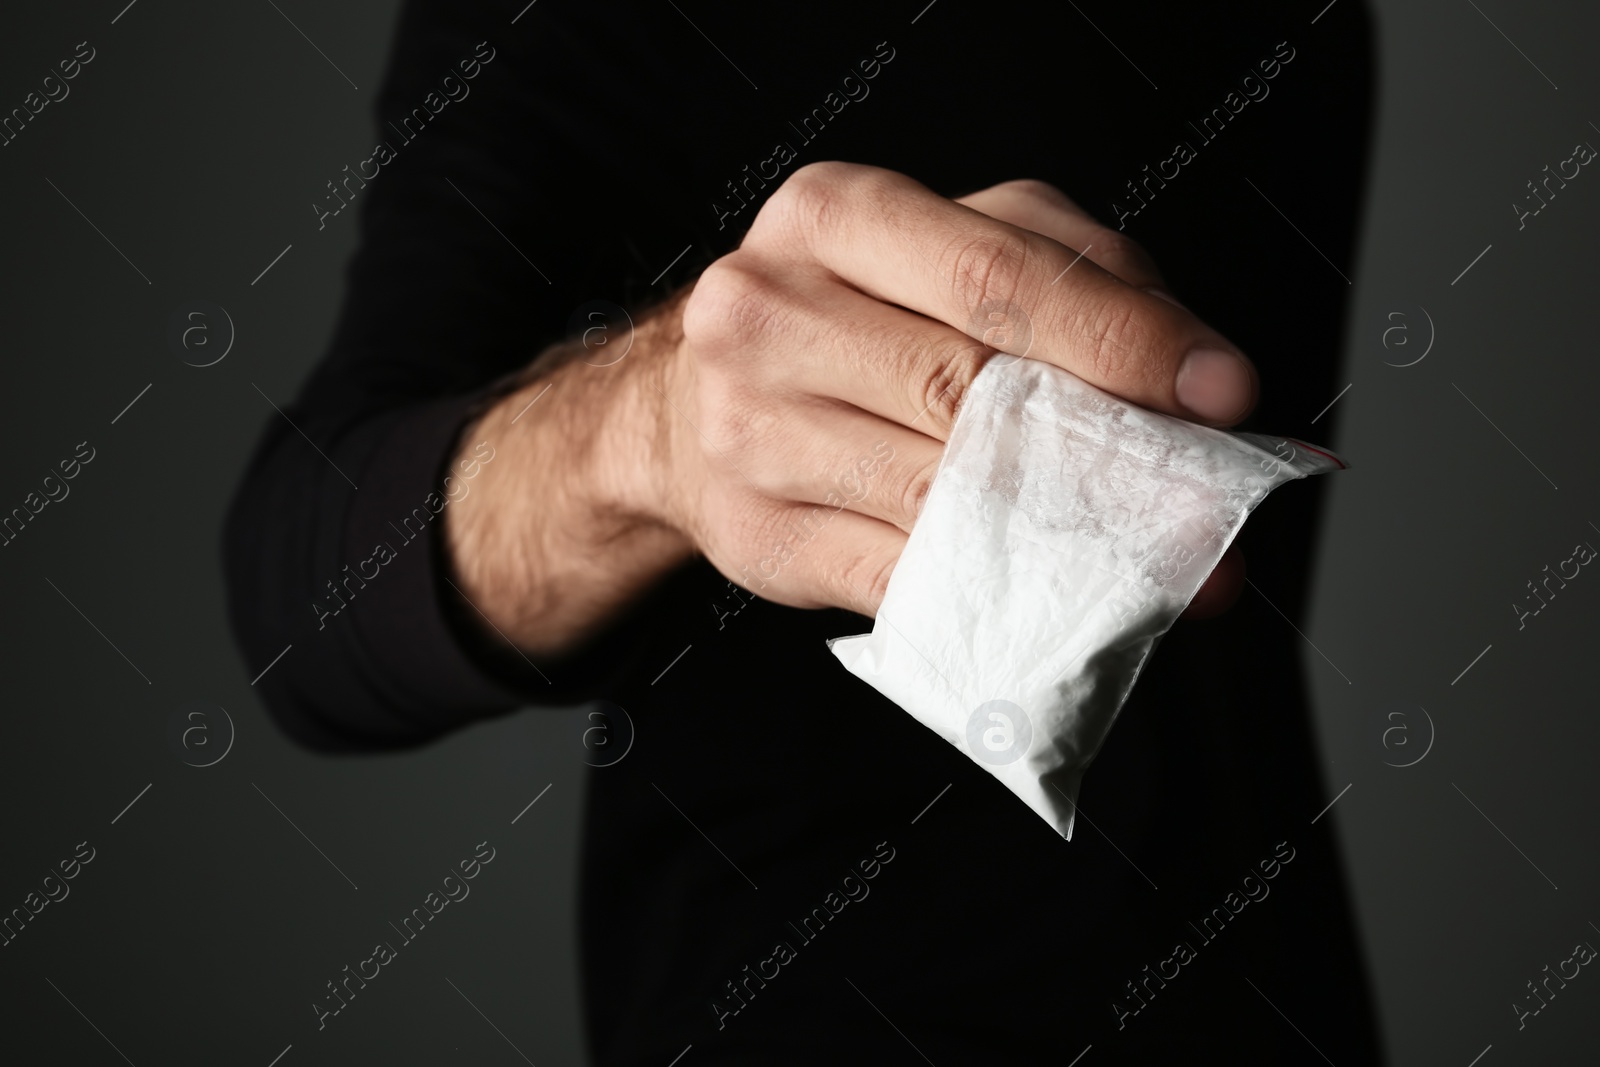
(1308, 2, 1600, 1065)
(0, 1, 1594, 1064)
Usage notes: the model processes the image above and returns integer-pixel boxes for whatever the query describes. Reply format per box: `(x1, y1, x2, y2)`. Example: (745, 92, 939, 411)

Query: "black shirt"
(225, 1, 1384, 1062)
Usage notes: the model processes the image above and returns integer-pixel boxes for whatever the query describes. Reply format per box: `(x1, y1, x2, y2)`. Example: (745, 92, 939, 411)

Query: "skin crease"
(443, 164, 1256, 657)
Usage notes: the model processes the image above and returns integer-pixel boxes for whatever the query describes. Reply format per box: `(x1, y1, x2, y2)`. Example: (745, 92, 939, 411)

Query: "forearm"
(442, 292, 695, 657)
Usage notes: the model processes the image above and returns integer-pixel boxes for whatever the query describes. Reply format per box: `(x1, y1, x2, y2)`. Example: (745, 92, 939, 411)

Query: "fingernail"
(1145, 287, 1187, 310)
(1176, 347, 1255, 423)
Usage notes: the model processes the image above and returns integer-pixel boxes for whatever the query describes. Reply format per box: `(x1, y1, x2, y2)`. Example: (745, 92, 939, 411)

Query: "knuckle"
(897, 456, 938, 530)
(757, 160, 862, 242)
(789, 159, 860, 192)
(682, 257, 779, 349)
(699, 382, 772, 462)
(1085, 227, 1136, 262)
(921, 343, 991, 429)
(994, 177, 1073, 208)
(1084, 226, 1153, 273)
(944, 231, 1036, 318)
(705, 501, 791, 594)
(836, 545, 897, 610)
(730, 504, 816, 596)
(1073, 295, 1149, 383)
(858, 549, 899, 609)
(729, 498, 782, 556)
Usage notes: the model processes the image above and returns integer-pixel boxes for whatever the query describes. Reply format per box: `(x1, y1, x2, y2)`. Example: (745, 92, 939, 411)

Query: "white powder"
(829, 358, 1343, 838)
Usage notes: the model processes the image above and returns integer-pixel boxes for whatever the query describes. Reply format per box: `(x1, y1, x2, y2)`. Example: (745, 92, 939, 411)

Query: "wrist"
(441, 304, 694, 657)
(601, 293, 697, 535)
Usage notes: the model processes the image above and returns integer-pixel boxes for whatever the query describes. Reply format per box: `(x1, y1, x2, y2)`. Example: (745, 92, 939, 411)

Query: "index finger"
(746, 161, 1257, 426)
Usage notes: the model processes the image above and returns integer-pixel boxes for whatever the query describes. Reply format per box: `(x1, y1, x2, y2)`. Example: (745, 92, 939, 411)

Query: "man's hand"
(446, 163, 1256, 657)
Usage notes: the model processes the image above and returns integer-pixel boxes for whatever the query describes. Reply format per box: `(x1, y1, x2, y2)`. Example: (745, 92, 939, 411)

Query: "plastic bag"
(829, 357, 1344, 838)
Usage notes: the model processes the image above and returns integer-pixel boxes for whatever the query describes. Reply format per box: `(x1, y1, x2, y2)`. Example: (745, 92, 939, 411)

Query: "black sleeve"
(222, 0, 710, 751)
